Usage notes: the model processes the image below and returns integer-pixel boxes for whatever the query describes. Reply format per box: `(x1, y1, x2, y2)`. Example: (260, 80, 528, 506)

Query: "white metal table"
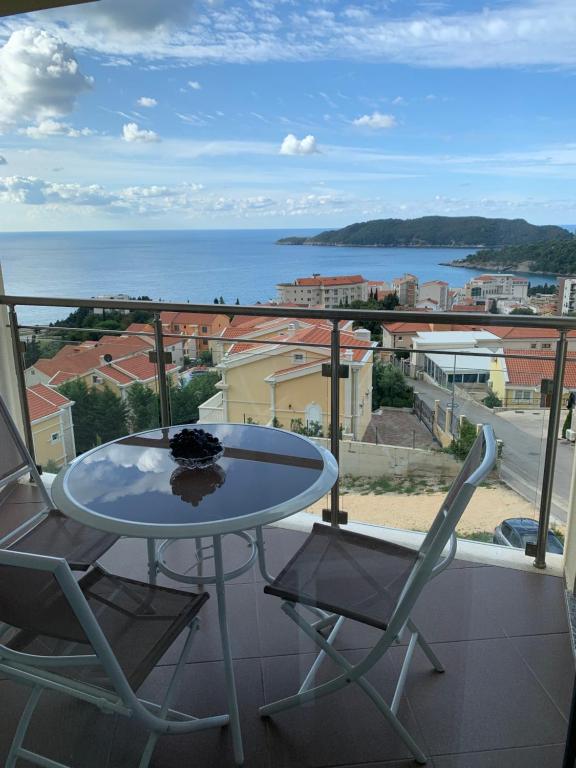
(51, 423, 338, 765)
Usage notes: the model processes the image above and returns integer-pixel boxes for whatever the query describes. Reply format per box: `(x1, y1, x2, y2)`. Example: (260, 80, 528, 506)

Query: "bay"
(0, 228, 560, 325)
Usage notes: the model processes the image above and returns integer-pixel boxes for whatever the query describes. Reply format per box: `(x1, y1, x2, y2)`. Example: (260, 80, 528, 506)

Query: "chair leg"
(406, 620, 444, 673)
(260, 605, 428, 765)
(6, 685, 51, 768)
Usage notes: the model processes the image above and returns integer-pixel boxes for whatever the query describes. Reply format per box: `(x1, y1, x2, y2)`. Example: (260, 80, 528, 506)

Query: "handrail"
(3, 290, 573, 566)
(2, 293, 576, 331)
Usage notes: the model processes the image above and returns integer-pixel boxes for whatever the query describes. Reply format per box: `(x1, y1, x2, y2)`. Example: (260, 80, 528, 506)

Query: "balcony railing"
(2, 292, 576, 571)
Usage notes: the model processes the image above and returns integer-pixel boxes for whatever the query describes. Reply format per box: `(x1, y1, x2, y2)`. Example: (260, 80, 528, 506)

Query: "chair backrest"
(0, 393, 52, 512)
(0, 548, 133, 700)
(387, 424, 497, 638)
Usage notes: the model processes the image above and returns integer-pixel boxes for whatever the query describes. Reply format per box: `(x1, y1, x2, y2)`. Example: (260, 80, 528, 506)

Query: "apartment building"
(559, 277, 576, 315)
(418, 280, 449, 310)
(391, 274, 418, 307)
(465, 274, 529, 305)
(276, 275, 369, 308)
(160, 311, 230, 358)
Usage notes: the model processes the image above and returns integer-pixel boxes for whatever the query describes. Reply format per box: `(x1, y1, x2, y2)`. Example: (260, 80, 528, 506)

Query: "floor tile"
(475, 567, 568, 636)
(261, 650, 430, 767)
(0, 678, 116, 768)
(510, 633, 574, 717)
(393, 637, 568, 756)
(432, 743, 564, 767)
(107, 658, 269, 768)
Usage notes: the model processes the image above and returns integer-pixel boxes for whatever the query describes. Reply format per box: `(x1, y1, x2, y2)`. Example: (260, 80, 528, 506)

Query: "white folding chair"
(259, 424, 497, 765)
(0, 548, 230, 768)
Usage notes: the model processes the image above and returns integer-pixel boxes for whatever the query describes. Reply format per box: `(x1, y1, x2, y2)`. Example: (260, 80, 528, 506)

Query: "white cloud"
(137, 97, 157, 108)
(122, 122, 160, 143)
(0, 28, 92, 132)
(188, 80, 202, 90)
(279, 134, 319, 156)
(18, 0, 576, 70)
(353, 112, 397, 129)
(21, 119, 94, 139)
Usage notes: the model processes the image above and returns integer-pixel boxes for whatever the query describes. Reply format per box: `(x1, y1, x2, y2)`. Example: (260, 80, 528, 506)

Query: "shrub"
(483, 391, 502, 409)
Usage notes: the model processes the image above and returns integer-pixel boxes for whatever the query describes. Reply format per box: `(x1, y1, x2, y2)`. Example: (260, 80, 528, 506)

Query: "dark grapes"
(169, 428, 222, 460)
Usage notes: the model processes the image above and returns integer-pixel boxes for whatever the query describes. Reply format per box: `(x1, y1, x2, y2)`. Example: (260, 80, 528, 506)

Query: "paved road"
(412, 377, 574, 524)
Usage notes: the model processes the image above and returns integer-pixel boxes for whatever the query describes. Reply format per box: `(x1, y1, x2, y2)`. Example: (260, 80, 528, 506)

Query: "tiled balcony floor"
(0, 525, 571, 768)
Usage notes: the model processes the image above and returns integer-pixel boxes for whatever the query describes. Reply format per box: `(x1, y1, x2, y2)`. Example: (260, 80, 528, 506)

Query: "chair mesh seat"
(7, 510, 120, 570)
(264, 523, 420, 630)
(7, 567, 208, 690)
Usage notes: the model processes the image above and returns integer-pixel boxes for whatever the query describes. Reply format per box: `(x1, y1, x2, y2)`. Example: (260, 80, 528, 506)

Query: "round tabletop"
(51, 423, 338, 538)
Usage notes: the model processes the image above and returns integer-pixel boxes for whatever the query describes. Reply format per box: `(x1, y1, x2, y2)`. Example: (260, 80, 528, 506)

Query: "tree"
(170, 373, 220, 425)
(126, 383, 159, 431)
(483, 391, 502, 408)
(94, 386, 129, 443)
(58, 379, 98, 454)
(199, 350, 213, 366)
(235, 298, 240, 305)
(448, 418, 478, 460)
(24, 336, 41, 368)
(372, 362, 414, 408)
(219, 296, 225, 304)
(509, 307, 535, 315)
(488, 299, 498, 314)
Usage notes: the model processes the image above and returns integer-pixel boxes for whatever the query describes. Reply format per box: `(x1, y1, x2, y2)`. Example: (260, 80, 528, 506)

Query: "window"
(293, 353, 305, 363)
(530, 344, 537, 349)
(50, 432, 60, 443)
(542, 343, 551, 349)
(201, 326, 208, 333)
(514, 390, 532, 402)
(92, 375, 103, 385)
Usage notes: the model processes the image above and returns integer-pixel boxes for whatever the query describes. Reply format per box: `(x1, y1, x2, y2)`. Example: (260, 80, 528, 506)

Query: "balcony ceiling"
(0, 0, 97, 17)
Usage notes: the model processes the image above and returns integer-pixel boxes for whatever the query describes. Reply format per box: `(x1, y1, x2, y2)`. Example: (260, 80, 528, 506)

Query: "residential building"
(464, 274, 529, 305)
(199, 325, 376, 440)
(419, 280, 449, 310)
(25, 335, 178, 400)
(27, 383, 76, 468)
(276, 275, 369, 308)
(559, 277, 576, 315)
(160, 311, 230, 358)
(411, 330, 502, 384)
(381, 321, 487, 360)
(391, 274, 418, 307)
(490, 347, 576, 408)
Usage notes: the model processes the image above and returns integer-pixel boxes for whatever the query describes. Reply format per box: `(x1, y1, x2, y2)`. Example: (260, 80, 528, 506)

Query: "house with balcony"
(464, 273, 529, 307)
(391, 273, 419, 307)
(200, 324, 375, 439)
(160, 311, 230, 359)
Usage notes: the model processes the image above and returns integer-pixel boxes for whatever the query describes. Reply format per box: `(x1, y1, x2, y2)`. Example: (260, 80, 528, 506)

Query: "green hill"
(277, 216, 571, 248)
(451, 239, 576, 275)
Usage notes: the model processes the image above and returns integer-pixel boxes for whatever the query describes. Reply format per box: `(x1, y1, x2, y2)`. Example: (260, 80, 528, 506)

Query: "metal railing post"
(534, 330, 568, 569)
(329, 319, 340, 527)
(8, 307, 35, 459)
(153, 314, 170, 428)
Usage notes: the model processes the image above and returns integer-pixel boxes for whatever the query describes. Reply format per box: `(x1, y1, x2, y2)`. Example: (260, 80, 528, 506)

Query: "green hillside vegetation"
(277, 216, 571, 248)
(454, 238, 576, 275)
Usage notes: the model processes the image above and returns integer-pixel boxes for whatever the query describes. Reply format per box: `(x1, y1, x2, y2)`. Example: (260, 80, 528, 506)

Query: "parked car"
(493, 517, 563, 554)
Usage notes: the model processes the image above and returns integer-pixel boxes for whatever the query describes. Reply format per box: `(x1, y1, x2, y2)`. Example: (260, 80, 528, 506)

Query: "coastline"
(440, 260, 563, 278)
(278, 241, 481, 249)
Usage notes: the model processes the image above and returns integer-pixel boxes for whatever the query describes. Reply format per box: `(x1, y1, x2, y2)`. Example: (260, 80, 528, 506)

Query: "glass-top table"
(52, 423, 338, 766)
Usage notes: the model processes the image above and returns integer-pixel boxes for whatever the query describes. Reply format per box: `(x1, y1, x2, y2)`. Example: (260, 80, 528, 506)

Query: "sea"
(0, 228, 565, 326)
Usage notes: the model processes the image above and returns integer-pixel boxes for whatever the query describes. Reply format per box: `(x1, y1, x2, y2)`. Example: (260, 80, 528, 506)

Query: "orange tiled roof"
(112, 353, 177, 381)
(294, 275, 365, 287)
(451, 304, 487, 313)
(504, 347, 576, 387)
(227, 326, 373, 363)
(27, 383, 71, 421)
(273, 357, 330, 376)
(161, 311, 229, 327)
(31, 337, 150, 379)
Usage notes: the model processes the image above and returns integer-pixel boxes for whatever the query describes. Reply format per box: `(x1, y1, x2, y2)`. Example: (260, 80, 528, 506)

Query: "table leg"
(255, 526, 276, 585)
(213, 534, 244, 765)
(147, 538, 157, 584)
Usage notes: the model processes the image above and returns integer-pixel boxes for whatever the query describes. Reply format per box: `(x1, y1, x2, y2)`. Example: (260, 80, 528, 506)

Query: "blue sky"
(0, 0, 575, 230)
